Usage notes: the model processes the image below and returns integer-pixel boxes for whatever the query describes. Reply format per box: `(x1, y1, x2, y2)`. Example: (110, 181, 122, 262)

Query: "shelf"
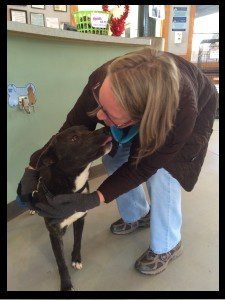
(7, 21, 164, 49)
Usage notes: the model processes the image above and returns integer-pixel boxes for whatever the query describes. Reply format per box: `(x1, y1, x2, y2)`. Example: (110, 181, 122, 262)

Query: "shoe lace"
(146, 249, 158, 259)
(146, 249, 171, 261)
(159, 252, 171, 261)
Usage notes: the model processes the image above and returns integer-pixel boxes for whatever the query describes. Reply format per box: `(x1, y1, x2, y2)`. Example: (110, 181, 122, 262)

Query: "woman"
(19, 48, 218, 275)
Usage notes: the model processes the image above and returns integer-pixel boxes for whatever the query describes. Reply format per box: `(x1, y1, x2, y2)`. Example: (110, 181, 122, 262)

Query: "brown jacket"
(29, 52, 218, 203)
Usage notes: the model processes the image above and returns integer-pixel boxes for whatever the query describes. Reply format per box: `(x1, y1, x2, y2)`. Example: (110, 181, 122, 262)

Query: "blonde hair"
(89, 47, 180, 165)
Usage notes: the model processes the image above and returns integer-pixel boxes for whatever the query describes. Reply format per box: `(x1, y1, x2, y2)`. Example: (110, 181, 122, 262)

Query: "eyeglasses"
(92, 82, 133, 128)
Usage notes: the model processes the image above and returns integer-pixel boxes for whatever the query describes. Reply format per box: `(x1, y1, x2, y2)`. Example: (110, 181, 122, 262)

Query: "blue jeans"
(102, 142, 182, 254)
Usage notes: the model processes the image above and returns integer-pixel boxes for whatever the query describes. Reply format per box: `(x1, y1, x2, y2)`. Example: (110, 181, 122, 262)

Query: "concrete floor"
(7, 120, 219, 291)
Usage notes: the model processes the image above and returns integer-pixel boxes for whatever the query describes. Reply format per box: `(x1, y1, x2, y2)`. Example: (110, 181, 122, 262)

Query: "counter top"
(7, 21, 164, 49)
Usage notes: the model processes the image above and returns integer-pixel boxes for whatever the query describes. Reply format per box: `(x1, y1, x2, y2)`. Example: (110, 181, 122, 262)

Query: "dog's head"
(36, 126, 112, 171)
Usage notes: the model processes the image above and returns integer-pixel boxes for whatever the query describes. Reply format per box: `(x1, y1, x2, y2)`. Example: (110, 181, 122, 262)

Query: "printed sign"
(173, 7, 187, 17)
(172, 7, 188, 31)
(149, 5, 165, 20)
(91, 13, 109, 28)
(172, 17, 187, 31)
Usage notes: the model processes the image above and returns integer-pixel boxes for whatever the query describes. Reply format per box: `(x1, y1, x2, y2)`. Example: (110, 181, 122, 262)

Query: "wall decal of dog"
(8, 83, 37, 113)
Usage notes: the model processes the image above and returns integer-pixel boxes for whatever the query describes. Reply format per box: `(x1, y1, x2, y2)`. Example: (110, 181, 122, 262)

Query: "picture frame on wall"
(53, 5, 67, 12)
(46, 17, 59, 29)
(31, 5, 45, 9)
(10, 9, 27, 24)
(30, 12, 45, 27)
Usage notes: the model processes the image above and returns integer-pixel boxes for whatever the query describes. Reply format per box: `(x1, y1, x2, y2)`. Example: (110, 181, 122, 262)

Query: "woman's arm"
(98, 105, 198, 203)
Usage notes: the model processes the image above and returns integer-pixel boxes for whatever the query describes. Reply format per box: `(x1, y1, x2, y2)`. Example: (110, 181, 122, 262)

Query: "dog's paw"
(61, 285, 76, 291)
(68, 286, 77, 291)
(72, 261, 83, 270)
(29, 210, 36, 215)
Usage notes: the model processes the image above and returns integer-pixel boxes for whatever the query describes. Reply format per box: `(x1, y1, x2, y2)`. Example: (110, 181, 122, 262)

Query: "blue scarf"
(110, 124, 139, 144)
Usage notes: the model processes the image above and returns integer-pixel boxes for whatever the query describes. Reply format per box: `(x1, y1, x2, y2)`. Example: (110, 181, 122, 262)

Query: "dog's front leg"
(71, 215, 86, 270)
(49, 233, 75, 291)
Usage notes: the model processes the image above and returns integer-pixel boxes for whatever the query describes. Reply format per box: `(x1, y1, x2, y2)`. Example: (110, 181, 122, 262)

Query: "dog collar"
(32, 177, 89, 201)
(32, 177, 54, 199)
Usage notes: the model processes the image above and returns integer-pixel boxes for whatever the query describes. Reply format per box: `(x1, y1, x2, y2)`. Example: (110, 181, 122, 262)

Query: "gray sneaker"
(135, 241, 183, 275)
(110, 210, 150, 235)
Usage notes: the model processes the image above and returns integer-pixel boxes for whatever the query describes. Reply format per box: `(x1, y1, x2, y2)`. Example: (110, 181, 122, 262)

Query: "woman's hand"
(34, 191, 101, 219)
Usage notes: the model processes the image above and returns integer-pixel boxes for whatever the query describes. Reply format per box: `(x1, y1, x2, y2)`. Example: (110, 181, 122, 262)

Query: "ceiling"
(195, 5, 219, 18)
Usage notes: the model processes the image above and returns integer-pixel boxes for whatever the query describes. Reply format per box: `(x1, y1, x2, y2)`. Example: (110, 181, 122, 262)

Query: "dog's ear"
(78, 125, 89, 130)
(74, 125, 89, 132)
(35, 143, 58, 170)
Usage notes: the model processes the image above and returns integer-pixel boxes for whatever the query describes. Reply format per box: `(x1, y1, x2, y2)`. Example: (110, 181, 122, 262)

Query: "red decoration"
(102, 5, 129, 36)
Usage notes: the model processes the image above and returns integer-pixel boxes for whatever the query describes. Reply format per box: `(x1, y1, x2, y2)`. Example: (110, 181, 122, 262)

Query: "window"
(191, 5, 219, 63)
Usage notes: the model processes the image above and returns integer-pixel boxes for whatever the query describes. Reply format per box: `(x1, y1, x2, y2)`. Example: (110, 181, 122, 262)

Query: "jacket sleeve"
(98, 98, 198, 203)
(29, 75, 98, 168)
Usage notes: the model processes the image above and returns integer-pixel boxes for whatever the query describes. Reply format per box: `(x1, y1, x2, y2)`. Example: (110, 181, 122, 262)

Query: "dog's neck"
(39, 163, 91, 196)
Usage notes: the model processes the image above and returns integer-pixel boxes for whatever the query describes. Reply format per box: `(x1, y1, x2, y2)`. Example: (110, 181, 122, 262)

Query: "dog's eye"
(71, 135, 78, 142)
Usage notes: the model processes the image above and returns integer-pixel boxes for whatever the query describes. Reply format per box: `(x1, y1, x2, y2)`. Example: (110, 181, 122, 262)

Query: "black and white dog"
(34, 126, 112, 291)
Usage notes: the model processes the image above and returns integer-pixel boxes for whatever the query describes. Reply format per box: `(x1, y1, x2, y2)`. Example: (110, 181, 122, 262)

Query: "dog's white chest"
(72, 163, 91, 193)
(59, 163, 91, 229)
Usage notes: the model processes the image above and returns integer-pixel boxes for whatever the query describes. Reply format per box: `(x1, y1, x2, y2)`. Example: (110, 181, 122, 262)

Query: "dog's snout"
(96, 126, 111, 136)
(102, 126, 111, 135)
(100, 127, 111, 135)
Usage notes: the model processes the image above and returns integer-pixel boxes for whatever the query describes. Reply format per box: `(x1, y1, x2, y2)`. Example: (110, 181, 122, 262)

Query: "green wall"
(7, 32, 143, 203)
